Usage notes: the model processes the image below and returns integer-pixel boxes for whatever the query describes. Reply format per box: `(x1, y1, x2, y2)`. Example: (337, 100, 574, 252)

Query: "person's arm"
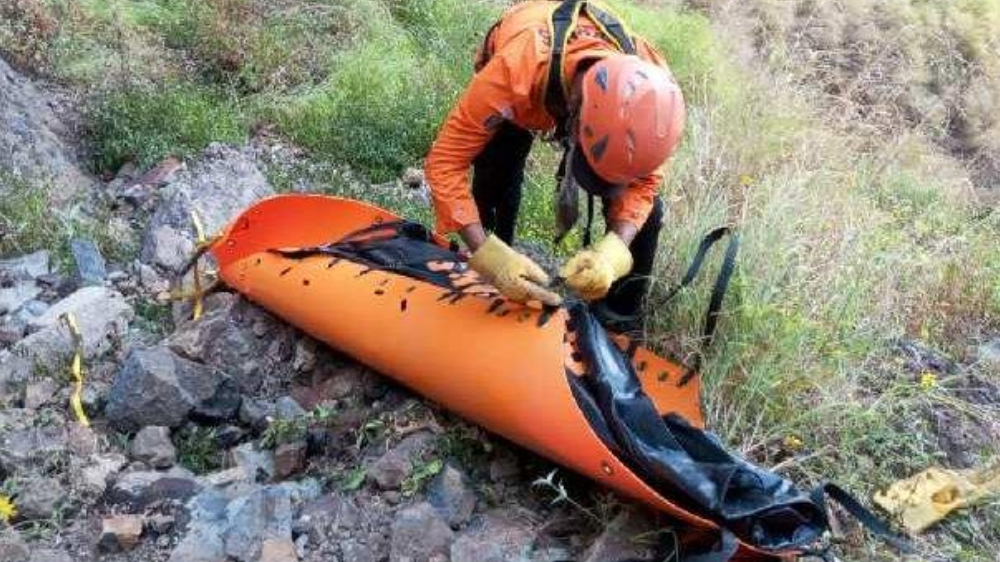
(424, 30, 543, 245)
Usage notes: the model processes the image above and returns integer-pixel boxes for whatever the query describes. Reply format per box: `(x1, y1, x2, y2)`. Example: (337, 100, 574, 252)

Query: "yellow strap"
(60, 312, 90, 427)
(190, 209, 207, 320)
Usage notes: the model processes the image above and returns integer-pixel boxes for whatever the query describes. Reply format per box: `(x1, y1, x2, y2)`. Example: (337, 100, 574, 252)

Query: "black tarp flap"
(567, 303, 827, 552)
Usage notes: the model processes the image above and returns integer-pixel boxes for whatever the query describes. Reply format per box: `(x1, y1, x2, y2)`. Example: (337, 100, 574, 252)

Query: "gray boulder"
(13, 475, 64, 520)
(0, 58, 94, 198)
(106, 467, 201, 510)
(68, 238, 107, 286)
(105, 346, 240, 431)
(368, 432, 436, 491)
(427, 464, 476, 527)
(450, 509, 537, 562)
(390, 502, 454, 562)
(130, 426, 177, 468)
(223, 486, 294, 562)
(141, 144, 274, 272)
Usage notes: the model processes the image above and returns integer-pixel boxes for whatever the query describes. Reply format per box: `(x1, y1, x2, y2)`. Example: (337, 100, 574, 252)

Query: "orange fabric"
(424, 1, 670, 235)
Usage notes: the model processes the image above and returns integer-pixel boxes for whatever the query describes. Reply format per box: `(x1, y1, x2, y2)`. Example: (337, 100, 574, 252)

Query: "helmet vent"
(590, 135, 610, 163)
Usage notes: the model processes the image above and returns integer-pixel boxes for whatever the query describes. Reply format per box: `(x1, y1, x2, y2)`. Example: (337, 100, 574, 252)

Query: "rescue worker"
(424, 0, 685, 329)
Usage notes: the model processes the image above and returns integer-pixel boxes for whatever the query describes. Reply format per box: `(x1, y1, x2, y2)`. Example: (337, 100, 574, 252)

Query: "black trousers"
(472, 122, 663, 317)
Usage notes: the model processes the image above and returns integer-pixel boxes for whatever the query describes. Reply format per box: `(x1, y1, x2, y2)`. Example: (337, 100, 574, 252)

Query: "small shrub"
(87, 80, 246, 172)
(0, 173, 67, 258)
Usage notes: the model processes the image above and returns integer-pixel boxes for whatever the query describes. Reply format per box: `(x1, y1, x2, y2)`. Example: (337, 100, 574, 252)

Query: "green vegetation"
(87, 82, 245, 171)
(175, 426, 223, 474)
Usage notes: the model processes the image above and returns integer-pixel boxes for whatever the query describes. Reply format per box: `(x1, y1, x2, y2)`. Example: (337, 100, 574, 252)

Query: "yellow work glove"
(469, 235, 562, 306)
(560, 233, 633, 301)
(874, 464, 1000, 533)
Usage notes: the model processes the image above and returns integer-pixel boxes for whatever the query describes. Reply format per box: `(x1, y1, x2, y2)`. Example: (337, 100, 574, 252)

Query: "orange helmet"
(572, 55, 686, 192)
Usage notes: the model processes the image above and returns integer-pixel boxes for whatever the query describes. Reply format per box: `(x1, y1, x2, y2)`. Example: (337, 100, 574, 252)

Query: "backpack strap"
(545, 0, 637, 141)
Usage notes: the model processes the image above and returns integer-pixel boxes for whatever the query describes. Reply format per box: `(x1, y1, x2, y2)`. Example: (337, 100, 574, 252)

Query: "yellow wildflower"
(782, 435, 804, 451)
(920, 372, 938, 390)
(0, 494, 16, 523)
(739, 174, 754, 187)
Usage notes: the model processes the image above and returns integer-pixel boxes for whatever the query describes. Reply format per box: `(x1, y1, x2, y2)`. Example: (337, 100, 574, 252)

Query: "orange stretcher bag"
(206, 194, 909, 561)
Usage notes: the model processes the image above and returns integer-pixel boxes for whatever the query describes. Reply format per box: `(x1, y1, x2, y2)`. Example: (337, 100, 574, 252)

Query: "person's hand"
(560, 232, 633, 301)
(469, 235, 562, 306)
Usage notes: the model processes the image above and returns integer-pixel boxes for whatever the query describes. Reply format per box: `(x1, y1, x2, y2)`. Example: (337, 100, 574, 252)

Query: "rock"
(167, 294, 292, 393)
(450, 509, 537, 562)
(105, 346, 240, 431)
(99, 514, 144, 552)
(0, 251, 50, 280)
(292, 338, 317, 373)
(141, 144, 275, 273)
(581, 508, 656, 562)
(428, 464, 476, 527)
(976, 338, 1000, 370)
(390, 502, 455, 562)
(6, 286, 132, 377)
(341, 542, 377, 562)
(169, 527, 227, 562)
(15, 476, 63, 520)
(273, 441, 307, 480)
(66, 422, 99, 455)
(28, 548, 74, 562)
(239, 398, 276, 431)
(147, 513, 175, 534)
(69, 239, 107, 286)
(230, 443, 276, 483)
(74, 453, 127, 496)
(106, 467, 201, 510)
(402, 167, 425, 189)
(130, 426, 177, 468)
(368, 432, 435, 490)
(23, 377, 58, 409)
(0, 422, 68, 473)
(0, 320, 24, 345)
(138, 262, 169, 294)
(260, 539, 297, 562)
(274, 396, 306, 421)
(0, 58, 95, 196)
(224, 486, 294, 562)
(0, 530, 30, 562)
(290, 362, 368, 410)
(0, 279, 41, 317)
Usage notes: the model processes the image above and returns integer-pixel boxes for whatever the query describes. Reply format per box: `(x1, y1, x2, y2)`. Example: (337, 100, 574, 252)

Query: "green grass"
(0, 172, 67, 258)
(86, 81, 246, 173)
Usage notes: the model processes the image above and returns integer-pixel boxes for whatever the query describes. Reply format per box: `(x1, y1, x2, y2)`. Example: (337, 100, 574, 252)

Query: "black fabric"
(272, 221, 463, 290)
(568, 303, 827, 552)
(473, 121, 534, 244)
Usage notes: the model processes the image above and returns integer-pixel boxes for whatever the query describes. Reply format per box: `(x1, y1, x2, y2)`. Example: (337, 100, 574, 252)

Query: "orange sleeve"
(424, 30, 546, 235)
(608, 169, 662, 229)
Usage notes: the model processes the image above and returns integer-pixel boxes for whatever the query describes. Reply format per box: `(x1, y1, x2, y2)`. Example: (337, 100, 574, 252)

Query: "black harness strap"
(662, 227, 740, 350)
(811, 483, 914, 554)
(545, 0, 637, 140)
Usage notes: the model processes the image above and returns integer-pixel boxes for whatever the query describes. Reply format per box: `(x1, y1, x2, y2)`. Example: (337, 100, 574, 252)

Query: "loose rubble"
(0, 133, 680, 562)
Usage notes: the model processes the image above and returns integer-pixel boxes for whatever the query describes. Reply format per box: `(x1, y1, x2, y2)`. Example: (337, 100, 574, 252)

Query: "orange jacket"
(425, 1, 670, 235)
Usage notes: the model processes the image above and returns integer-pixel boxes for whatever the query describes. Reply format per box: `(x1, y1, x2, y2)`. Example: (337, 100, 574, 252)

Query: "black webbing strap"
(546, 0, 585, 139)
(662, 227, 740, 349)
(810, 483, 914, 555)
(545, 0, 636, 140)
(587, 3, 637, 54)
